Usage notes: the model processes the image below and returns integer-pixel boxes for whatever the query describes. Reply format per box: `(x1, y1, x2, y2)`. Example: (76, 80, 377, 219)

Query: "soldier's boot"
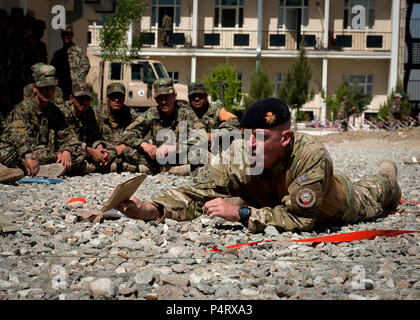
(138, 164, 152, 175)
(168, 164, 191, 176)
(122, 162, 137, 173)
(378, 158, 401, 210)
(110, 162, 118, 173)
(0, 164, 24, 183)
(402, 156, 419, 165)
(80, 162, 97, 175)
(37, 163, 66, 178)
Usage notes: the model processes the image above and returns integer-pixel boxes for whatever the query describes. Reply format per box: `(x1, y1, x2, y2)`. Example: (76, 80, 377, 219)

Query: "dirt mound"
(318, 126, 420, 144)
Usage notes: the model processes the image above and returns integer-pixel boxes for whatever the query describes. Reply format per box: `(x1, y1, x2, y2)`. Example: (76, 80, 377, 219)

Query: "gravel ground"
(0, 131, 419, 300)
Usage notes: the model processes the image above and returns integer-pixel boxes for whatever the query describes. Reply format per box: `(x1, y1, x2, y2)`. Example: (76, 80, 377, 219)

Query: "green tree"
(278, 42, 313, 128)
(243, 66, 274, 110)
(326, 78, 372, 121)
(99, 0, 148, 63)
(378, 80, 412, 119)
(201, 60, 242, 112)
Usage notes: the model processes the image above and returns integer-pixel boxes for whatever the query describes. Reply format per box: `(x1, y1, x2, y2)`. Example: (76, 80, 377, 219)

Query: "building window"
(168, 71, 179, 83)
(278, 0, 308, 30)
(110, 63, 123, 80)
(345, 75, 373, 94)
(276, 73, 283, 96)
(151, 0, 181, 28)
(214, 0, 244, 28)
(344, 0, 374, 29)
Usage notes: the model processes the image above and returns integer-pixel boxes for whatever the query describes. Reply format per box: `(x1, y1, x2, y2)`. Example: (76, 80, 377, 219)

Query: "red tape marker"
(205, 230, 419, 253)
(400, 200, 420, 205)
(66, 197, 86, 205)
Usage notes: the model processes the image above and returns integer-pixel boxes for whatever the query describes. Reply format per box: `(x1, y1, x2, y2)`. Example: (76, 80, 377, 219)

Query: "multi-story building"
(1, 0, 406, 121)
(87, 0, 406, 122)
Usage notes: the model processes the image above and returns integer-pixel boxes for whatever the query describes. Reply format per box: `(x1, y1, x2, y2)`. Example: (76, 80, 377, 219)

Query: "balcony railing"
(89, 25, 391, 52)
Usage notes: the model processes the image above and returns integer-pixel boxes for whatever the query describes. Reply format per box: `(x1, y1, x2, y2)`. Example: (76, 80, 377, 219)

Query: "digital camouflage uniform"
(93, 83, 139, 170)
(51, 25, 90, 99)
(58, 81, 105, 174)
(337, 99, 348, 131)
(188, 82, 240, 147)
(161, 13, 173, 47)
(0, 64, 80, 168)
(389, 93, 402, 121)
(122, 78, 207, 173)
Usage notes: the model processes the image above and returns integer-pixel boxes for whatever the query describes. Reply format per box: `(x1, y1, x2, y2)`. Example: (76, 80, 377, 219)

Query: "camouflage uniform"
(0, 64, 80, 168)
(337, 99, 348, 131)
(122, 78, 207, 173)
(51, 25, 90, 99)
(161, 13, 173, 47)
(93, 83, 139, 170)
(389, 93, 402, 121)
(58, 81, 105, 174)
(188, 82, 240, 145)
(147, 132, 401, 233)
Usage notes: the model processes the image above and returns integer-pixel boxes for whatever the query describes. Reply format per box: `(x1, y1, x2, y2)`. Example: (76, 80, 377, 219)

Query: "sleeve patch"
(295, 187, 317, 208)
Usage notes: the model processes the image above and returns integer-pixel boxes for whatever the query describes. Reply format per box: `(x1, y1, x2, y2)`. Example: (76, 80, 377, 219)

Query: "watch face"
(239, 206, 250, 218)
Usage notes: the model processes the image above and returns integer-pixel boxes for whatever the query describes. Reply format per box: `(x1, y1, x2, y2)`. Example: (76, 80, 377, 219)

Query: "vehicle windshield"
(153, 63, 169, 79)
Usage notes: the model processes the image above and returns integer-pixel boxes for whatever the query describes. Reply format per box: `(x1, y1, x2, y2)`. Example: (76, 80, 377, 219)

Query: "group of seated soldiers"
(0, 63, 240, 183)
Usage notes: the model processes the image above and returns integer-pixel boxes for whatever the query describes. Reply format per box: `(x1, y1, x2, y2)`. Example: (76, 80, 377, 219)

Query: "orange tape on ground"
(66, 197, 86, 205)
(205, 230, 420, 253)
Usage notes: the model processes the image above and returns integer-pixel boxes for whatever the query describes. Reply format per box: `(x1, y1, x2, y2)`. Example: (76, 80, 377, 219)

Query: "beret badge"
(265, 112, 276, 125)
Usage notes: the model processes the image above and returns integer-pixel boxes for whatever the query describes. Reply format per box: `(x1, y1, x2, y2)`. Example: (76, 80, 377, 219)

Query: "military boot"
(168, 164, 191, 176)
(378, 158, 401, 210)
(138, 164, 152, 174)
(37, 163, 66, 178)
(122, 162, 137, 173)
(0, 164, 24, 183)
(379, 158, 398, 181)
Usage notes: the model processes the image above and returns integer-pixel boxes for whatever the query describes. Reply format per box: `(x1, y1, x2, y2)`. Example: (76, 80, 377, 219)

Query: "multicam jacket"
(0, 97, 80, 166)
(148, 132, 400, 233)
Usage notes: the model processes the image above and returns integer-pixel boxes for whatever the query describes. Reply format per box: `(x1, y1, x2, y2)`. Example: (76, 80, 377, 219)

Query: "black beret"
(240, 98, 291, 129)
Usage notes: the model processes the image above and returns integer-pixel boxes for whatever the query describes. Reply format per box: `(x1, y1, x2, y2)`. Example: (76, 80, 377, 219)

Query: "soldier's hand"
(157, 144, 176, 160)
(141, 142, 158, 160)
(23, 156, 40, 177)
(115, 144, 125, 156)
(203, 198, 240, 222)
(87, 147, 107, 165)
(116, 196, 162, 221)
(57, 151, 72, 171)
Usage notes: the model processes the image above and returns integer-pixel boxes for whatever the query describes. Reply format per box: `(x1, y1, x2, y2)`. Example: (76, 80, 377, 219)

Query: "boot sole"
(37, 163, 66, 178)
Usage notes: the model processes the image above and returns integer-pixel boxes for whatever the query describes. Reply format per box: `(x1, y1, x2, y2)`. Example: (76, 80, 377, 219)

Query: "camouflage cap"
(188, 82, 207, 96)
(153, 78, 174, 97)
(107, 82, 126, 96)
(32, 63, 58, 87)
(72, 80, 93, 98)
(61, 24, 73, 33)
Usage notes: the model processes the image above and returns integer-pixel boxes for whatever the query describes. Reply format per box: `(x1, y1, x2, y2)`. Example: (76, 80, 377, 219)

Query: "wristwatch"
(238, 206, 251, 224)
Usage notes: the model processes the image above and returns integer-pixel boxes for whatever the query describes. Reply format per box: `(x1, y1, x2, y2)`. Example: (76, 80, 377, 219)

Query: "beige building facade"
(2, 0, 406, 121)
(90, 0, 406, 121)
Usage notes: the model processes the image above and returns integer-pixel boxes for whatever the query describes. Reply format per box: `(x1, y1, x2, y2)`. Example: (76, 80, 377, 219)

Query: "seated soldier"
(188, 82, 240, 150)
(121, 78, 207, 176)
(116, 98, 401, 234)
(0, 63, 80, 180)
(58, 81, 109, 175)
(93, 83, 140, 173)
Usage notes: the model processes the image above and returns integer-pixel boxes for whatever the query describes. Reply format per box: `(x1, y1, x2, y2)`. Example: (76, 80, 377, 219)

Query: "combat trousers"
(336, 171, 401, 223)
